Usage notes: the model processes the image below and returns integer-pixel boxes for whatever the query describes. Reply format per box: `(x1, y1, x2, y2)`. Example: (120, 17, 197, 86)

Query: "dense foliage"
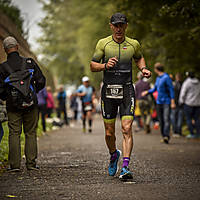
(38, 0, 200, 87)
(116, 0, 200, 79)
(38, 0, 113, 87)
(0, 0, 24, 35)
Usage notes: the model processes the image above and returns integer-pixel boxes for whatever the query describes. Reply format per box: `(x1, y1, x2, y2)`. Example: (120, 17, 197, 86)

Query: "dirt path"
(0, 115, 200, 200)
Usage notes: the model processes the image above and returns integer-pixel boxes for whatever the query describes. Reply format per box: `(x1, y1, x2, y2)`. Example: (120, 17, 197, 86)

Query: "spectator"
(134, 101, 143, 132)
(0, 99, 7, 143)
(134, 73, 143, 132)
(179, 72, 200, 139)
(70, 93, 78, 121)
(135, 72, 152, 133)
(171, 73, 183, 137)
(57, 85, 69, 125)
(0, 122, 3, 143)
(0, 36, 45, 171)
(37, 87, 47, 133)
(142, 62, 175, 144)
(46, 86, 55, 118)
(151, 91, 159, 130)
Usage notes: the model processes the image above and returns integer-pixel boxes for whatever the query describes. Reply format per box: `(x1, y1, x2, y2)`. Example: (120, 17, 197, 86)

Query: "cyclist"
(90, 13, 151, 180)
(76, 76, 95, 133)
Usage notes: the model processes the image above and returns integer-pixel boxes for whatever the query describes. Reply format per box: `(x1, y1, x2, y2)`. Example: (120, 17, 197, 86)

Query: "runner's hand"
(142, 68, 151, 78)
(106, 57, 118, 69)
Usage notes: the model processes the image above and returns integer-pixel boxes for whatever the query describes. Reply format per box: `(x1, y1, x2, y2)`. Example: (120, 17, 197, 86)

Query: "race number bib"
(84, 103, 93, 111)
(106, 85, 123, 99)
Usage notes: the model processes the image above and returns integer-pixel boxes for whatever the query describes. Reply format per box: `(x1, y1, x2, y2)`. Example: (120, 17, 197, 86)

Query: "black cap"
(110, 13, 128, 25)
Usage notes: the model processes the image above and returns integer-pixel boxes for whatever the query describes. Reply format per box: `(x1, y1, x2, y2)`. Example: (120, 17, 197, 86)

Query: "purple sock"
(110, 150, 117, 161)
(122, 157, 130, 167)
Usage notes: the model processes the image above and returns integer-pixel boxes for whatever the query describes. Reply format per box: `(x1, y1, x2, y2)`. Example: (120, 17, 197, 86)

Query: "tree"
(114, 0, 200, 78)
(38, 0, 200, 88)
(38, 0, 115, 87)
(0, 0, 24, 35)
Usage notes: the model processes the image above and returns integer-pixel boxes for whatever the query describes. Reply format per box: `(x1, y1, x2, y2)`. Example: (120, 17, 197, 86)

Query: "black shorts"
(101, 84, 135, 123)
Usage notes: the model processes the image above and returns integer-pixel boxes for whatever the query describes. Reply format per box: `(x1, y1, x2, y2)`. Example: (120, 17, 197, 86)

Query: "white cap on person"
(82, 76, 89, 82)
(3, 36, 18, 49)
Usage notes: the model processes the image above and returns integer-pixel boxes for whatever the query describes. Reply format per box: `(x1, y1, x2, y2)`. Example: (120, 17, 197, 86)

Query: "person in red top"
(152, 91, 159, 130)
(46, 86, 55, 118)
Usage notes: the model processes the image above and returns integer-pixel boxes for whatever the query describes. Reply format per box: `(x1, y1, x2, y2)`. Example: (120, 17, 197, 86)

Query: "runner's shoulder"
(96, 35, 113, 47)
(125, 36, 141, 47)
(77, 84, 84, 91)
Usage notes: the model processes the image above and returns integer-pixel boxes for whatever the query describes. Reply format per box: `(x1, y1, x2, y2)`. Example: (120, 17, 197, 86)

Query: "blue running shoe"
(119, 166, 133, 180)
(108, 150, 121, 176)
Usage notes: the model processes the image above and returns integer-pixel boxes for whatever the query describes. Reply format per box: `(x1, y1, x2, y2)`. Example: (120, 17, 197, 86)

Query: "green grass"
(0, 119, 53, 169)
(0, 122, 9, 163)
(182, 125, 190, 136)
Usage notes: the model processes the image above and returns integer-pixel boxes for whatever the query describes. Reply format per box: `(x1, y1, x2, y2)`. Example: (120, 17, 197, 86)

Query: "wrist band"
(104, 63, 107, 70)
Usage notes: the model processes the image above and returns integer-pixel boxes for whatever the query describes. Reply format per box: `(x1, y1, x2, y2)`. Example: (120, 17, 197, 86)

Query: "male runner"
(90, 13, 151, 180)
(76, 76, 95, 133)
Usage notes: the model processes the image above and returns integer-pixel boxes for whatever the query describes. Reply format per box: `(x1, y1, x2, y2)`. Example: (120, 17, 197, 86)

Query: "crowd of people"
(0, 12, 199, 182)
(134, 63, 200, 143)
(36, 81, 98, 133)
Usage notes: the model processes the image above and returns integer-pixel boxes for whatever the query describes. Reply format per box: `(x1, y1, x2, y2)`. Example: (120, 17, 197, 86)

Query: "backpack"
(4, 58, 37, 109)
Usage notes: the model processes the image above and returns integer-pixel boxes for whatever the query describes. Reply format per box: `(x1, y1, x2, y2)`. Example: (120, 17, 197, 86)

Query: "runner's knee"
(105, 126, 115, 136)
(121, 124, 132, 136)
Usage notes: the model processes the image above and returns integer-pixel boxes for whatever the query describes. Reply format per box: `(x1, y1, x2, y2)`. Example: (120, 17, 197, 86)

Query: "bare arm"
(135, 57, 146, 70)
(90, 57, 118, 72)
(90, 61, 105, 72)
(135, 57, 151, 78)
(76, 92, 86, 97)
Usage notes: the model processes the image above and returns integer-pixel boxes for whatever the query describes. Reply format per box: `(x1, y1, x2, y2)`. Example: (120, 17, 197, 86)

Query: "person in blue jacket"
(142, 63, 175, 144)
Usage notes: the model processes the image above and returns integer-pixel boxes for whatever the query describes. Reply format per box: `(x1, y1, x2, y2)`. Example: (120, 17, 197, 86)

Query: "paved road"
(0, 115, 200, 200)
